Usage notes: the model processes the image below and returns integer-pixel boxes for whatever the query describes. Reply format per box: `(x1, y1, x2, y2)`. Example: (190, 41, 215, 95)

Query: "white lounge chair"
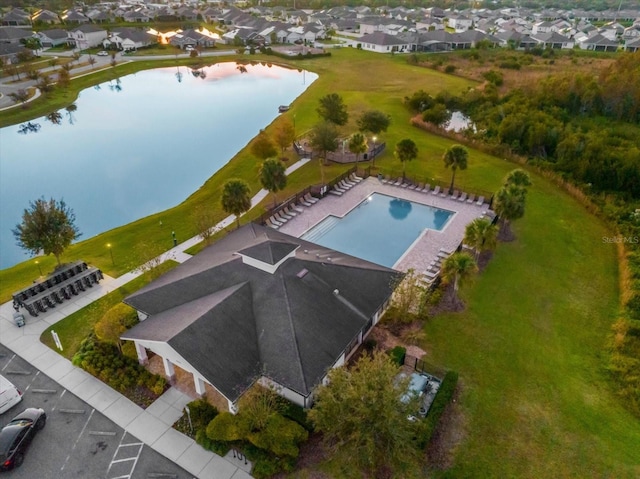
(284, 205, 298, 216)
(350, 173, 363, 183)
(476, 195, 485, 206)
(329, 188, 343, 196)
(274, 212, 289, 223)
(393, 177, 403, 186)
(408, 182, 420, 190)
(265, 218, 280, 229)
(431, 185, 441, 196)
(439, 188, 447, 197)
(290, 203, 304, 214)
(458, 192, 467, 202)
(450, 190, 459, 199)
(304, 193, 319, 204)
(339, 180, 353, 190)
(466, 193, 475, 204)
(422, 184, 431, 193)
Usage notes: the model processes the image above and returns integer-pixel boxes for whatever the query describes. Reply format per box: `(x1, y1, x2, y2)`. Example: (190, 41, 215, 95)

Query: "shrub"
(389, 346, 406, 366)
(499, 59, 521, 70)
(444, 64, 456, 73)
(281, 401, 314, 431)
(416, 371, 459, 448)
(188, 397, 219, 430)
(482, 69, 504, 86)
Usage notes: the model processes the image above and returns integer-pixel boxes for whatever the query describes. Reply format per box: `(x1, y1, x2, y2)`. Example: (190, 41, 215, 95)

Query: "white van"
(0, 375, 22, 415)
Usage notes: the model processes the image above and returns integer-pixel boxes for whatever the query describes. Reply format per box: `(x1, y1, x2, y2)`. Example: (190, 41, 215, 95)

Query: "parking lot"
(0, 344, 194, 479)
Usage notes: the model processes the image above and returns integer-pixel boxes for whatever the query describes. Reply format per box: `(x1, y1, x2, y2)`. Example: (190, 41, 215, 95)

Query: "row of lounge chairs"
(329, 173, 364, 196)
(423, 247, 455, 285)
(265, 193, 319, 229)
(380, 176, 486, 206)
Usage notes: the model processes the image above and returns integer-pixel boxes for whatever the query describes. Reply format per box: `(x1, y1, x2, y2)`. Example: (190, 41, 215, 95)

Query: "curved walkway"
(0, 157, 309, 479)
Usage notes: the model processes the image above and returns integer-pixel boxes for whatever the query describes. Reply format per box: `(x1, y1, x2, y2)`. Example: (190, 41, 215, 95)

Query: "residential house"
(86, 9, 115, 24)
(67, 24, 108, 49)
(1, 8, 31, 27)
(121, 223, 400, 412)
(103, 27, 157, 51)
(531, 31, 574, 49)
(62, 10, 90, 24)
(496, 30, 538, 50)
(448, 13, 473, 32)
(169, 28, 216, 49)
(0, 26, 34, 44)
(625, 37, 640, 52)
(122, 10, 152, 23)
(578, 33, 619, 52)
(0, 42, 27, 64)
(31, 10, 60, 25)
(359, 31, 411, 53)
(36, 28, 70, 47)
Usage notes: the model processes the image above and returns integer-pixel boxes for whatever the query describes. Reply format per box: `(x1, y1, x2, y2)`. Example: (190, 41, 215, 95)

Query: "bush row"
(72, 334, 167, 402)
(416, 371, 459, 449)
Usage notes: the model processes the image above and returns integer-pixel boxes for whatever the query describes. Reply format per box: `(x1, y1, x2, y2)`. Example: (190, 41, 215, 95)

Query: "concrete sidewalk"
(0, 157, 310, 478)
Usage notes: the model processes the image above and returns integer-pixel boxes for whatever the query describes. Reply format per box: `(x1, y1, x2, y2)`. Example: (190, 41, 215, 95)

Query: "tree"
(443, 144, 468, 192)
(348, 132, 367, 166)
(260, 158, 287, 207)
(421, 103, 451, 127)
(308, 351, 421, 477)
(251, 130, 277, 160)
(221, 179, 251, 229)
(8, 89, 30, 109)
(463, 217, 498, 261)
(309, 122, 339, 184)
(317, 93, 348, 126)
(394, 138, 418, 179)
(57, 67, 70, 88)
(21, 37, 41, 54)
(356, 109, 391, 135)
(37, 74, 54, 93)
(94, 303, 138, 353)
(194, 206, 219, 244)
(12, 197, 81, 266)
(440, 251, 477, 302)
(274, 118, 295, 152)
(504, 168, 532, 189)
(493, 184, 527, 240)
(88, 56, 96, 69)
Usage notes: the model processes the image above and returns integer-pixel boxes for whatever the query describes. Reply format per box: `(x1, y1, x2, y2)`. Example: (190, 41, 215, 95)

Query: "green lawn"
(426, 179, 640, 478)
(2, 48, 638, 477)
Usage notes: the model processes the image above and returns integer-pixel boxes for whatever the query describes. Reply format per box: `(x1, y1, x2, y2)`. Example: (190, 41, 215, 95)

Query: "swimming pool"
(301, 193, 454, 268)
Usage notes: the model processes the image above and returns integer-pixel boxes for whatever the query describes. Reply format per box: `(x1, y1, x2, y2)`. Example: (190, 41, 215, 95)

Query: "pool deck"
(277, 176, 493, 275)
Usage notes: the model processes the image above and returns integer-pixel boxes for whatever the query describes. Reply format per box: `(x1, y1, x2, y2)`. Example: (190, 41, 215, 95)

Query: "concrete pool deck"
(277, 176, 493, 274)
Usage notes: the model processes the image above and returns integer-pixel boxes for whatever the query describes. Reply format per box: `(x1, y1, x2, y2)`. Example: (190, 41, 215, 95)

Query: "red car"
(0, 408, 46, 471)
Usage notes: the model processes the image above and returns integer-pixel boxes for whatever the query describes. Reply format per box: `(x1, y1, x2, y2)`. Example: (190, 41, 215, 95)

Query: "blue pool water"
(301, 193, 453, 268)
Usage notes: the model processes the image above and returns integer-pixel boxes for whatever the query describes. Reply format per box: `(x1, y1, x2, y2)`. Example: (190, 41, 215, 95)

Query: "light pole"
(107, 243, 114, 265)
(372, 136, 377, 167)
(35, 260, 42, 277)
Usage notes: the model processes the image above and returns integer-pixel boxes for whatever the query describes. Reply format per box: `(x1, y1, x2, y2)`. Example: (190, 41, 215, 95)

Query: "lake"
(0, 62, 317, 269)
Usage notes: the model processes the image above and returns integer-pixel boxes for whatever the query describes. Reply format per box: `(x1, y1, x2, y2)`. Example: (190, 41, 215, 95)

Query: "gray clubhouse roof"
(123, 223, 401, 403)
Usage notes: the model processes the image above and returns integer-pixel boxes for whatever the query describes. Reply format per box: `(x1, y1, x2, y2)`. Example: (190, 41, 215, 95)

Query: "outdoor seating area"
(265, 193, 321, 230)
(379, 176, 488, 208)
(422, 247, 455, 285)
(11, 260, 104, 317)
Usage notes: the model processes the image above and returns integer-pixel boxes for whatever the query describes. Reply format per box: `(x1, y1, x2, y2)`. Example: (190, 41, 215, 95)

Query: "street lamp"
(35, 260, 42, 276)
(107, 243, 114, 265)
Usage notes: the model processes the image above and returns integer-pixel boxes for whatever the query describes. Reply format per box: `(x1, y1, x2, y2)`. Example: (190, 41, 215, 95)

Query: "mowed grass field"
(1, 48, 638, 476)
(426, 178, 640, 478)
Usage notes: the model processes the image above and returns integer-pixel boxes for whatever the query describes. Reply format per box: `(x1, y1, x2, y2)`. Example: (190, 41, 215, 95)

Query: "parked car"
(0, 408, 46, 471)
(96, 50, 109, 56)
(0, 376, 22, 415)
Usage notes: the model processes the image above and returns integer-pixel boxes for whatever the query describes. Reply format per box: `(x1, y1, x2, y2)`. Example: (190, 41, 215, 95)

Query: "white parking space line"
(1, 353, 15, 371)
(61, 408, 95, 471)
(107, 431, 144, 479)
(23, 370, 40, 392)
(51, 389, 67, 412)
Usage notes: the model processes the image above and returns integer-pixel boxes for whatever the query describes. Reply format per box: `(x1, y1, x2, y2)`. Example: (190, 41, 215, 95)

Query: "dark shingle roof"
(123, 223, 401, 402)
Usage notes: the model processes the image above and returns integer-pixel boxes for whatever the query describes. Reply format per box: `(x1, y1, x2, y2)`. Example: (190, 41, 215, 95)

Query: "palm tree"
(440, 252, 477, 300)
(260, 158, 287, 208)
(221, 179, 252, 229)
(443, 145, 469, 193)
(504, 169, 532, 189)
(463, 218, 498, 261)
(493, 184, 527, 239)
(348, 132, 367, 168)
(394, 138, 418, 180)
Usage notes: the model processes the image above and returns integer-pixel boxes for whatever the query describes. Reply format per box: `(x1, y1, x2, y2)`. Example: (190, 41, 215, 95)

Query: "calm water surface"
(0, 62, 317, 269)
